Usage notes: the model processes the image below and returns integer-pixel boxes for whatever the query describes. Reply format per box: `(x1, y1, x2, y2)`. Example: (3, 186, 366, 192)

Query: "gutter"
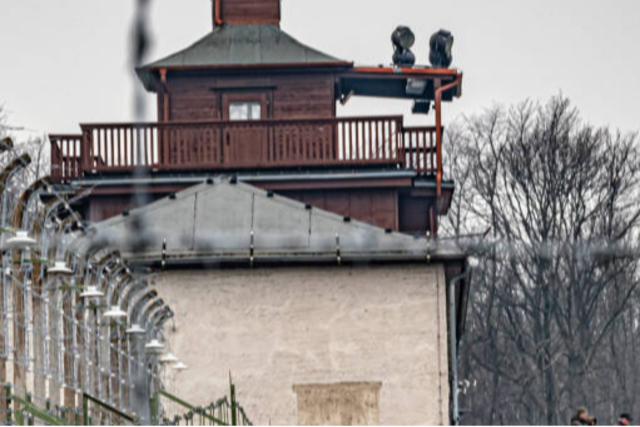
(70, 170, 418, 187)
(122, 250, 469, 269)
(414, 179, 455, 191)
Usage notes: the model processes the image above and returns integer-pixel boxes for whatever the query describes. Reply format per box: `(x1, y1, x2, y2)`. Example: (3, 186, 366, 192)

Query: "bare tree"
(0, 105, 51, 224)
(448, 96, 640, 425)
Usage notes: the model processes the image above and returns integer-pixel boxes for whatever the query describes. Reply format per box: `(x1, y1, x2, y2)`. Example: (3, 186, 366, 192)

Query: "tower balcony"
(50, 115, 441, 184)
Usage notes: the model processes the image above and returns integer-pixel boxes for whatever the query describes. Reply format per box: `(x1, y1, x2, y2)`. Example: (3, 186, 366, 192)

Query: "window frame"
(222, 92, 269, 121)
(228, 101, 262, 121)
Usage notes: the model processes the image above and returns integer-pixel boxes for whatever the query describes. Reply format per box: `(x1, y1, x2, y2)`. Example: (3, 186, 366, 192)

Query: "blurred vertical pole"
(63, 289, 76, 422)
(13, 258, 28, 417)
(48, 280, 61, 412)
(0, 267, 8, 424)
(131, 0, 152, 214)
(230, 374, 237, 426)
(131, 3, 154, 422)
(74, 287, 85, 409)
(0, 143, 12, 425)
(31, 258, 46, 416)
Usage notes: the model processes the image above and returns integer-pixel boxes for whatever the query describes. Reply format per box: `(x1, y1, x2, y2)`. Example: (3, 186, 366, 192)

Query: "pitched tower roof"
(137, 24, 351, 91)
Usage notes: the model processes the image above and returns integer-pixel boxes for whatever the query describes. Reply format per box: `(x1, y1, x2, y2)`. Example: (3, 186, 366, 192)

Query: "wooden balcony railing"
(50, 116, 439, 183)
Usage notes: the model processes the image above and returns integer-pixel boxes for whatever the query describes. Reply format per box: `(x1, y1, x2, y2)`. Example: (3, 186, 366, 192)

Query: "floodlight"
(429, 29, 454, 68)
(48, 261, 73, 276)
(392, 26, 415, 50)
(406, 79, 427, 96)
(392, 26, 416, 67)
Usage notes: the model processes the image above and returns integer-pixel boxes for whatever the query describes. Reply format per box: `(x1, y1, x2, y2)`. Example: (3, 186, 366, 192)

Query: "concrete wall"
(154, 264, 450, 425)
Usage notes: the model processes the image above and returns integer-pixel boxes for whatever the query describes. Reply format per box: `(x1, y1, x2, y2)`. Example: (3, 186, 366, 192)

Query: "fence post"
(16, 404, 24, 426)
(26, 393, 33, 426)
(150, 392, 159, 425)
(230, 375, 237, 426)
(83, 394, 89, 426)
(5, 384, 12, 425)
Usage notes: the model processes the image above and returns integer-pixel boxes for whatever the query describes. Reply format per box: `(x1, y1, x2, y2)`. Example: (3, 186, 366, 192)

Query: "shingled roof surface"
(137, 25, 351, 89)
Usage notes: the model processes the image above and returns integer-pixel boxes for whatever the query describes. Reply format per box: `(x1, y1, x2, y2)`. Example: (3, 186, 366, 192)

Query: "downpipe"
(435, 73, 463, 198)
(449, 257, 477, 425)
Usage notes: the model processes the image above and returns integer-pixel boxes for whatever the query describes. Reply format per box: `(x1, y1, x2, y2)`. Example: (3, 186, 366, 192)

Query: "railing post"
(81, 127, 91, 175)
(50, 137, 61, 182)
(162, 125, 169, 168)
(397, 118, 405, 167)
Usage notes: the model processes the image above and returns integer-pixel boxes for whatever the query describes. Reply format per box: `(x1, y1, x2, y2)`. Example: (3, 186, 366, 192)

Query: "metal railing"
(153, 375, 252, 426)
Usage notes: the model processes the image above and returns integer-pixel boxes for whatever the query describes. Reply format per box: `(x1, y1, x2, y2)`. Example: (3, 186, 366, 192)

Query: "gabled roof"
(137, 25, 352, 91)
(73, 178, 471, 344)
(78, 178, 465, 265)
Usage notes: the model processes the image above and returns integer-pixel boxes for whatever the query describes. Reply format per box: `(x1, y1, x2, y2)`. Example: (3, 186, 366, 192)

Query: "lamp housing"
(126, 324, 146, 335)
(80, 286, 104, 299)
(391, 26, 415, 50)
(392, 26, 416, 67)
(104, 305, 127, 319)
(160, 352, 179, 364)
(172, 362, 188, 371)
(145, 339, 164, 353)
(412, 100, 432, 115)
(4, 230, 37, 250)
(429, 29, 454, 68)
(48, 261, 73, 276)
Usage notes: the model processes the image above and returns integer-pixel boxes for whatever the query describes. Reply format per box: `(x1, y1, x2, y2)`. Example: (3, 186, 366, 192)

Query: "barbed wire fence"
(0, 2, 156, 425)
(0, 1, 257, 425)
(0, 135, 173, 425)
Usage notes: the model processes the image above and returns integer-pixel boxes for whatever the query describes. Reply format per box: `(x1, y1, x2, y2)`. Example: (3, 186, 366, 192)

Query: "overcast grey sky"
(1, 0, 639, 136)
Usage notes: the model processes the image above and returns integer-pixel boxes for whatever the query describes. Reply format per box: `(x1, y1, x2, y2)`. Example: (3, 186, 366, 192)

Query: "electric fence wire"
(0, 141, 168, 425)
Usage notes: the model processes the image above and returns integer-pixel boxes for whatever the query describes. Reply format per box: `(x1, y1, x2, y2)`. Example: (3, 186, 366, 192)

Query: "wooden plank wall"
(399, 196, 436, 234)
(163, 73, 337, 122)
(83, 189, 441, 234)
(284, 189, 399, 232)
(219, 0, 280, 25)
(88, 194, 167, 223)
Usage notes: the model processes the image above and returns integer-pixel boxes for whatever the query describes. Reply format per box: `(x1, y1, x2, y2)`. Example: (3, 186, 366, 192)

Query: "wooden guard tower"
(49, 0, 463, 235)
